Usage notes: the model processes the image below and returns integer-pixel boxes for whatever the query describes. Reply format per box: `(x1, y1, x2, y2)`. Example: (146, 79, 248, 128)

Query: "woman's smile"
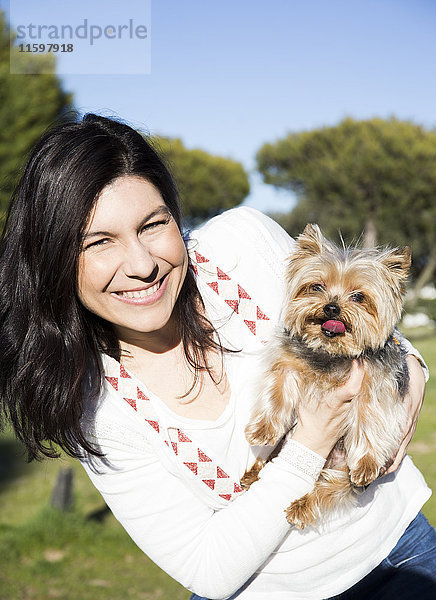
(78, 176, 188, 347)
(112, 274, 169, 304)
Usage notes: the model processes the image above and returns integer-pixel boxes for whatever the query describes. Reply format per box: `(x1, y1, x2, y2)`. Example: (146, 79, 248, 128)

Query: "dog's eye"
(351, 292, 365, 303)
(310, 284, 325, 293)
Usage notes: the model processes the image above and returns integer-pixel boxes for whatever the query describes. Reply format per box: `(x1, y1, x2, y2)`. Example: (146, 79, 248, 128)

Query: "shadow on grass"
(86, 504, 111, 522)
(0, 434, 32, 493)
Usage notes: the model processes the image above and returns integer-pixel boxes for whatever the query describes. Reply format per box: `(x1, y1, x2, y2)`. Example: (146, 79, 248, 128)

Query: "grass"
(0, 506, 188, 600)
(0, 433, 189, 599)
(0, 329, 435, 598)
(400, 327, 436, 524)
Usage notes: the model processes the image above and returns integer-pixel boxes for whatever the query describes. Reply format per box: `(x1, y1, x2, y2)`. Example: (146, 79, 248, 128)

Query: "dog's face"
(282, 224, 411, 356)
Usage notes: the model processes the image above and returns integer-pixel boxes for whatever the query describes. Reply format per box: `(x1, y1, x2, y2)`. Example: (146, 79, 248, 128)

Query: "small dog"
(243, 224, 411, 529)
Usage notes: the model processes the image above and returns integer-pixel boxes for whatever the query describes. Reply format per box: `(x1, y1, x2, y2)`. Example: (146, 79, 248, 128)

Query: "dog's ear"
(295, 224, 326, 256)
(380, 246, 411, 279)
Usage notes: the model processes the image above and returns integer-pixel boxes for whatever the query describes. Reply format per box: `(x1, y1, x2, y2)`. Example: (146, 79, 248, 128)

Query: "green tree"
(0, 11, 73, 217)
(257, 117, 436, 289)
(154, 137, 250, 225)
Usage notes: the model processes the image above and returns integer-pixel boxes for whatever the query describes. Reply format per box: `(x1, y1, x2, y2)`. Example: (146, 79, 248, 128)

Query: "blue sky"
(3, 0, 436, 212)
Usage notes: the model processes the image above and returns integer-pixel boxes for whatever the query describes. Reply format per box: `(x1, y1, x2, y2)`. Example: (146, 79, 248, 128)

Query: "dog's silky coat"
(242, 224, 410, 529)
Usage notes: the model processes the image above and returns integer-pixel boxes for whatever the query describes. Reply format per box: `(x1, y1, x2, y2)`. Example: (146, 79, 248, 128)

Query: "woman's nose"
(123, 240, 158, 281)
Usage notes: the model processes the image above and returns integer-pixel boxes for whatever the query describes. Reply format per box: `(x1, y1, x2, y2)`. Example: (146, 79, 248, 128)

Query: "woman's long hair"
(0, 114, 223, 461)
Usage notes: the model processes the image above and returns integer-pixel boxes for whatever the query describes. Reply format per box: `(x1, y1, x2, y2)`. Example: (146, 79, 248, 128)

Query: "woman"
(0, 114, 434, 599)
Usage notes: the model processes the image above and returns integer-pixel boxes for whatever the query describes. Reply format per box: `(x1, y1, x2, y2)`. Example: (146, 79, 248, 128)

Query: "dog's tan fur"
(242, 224, 411, 529)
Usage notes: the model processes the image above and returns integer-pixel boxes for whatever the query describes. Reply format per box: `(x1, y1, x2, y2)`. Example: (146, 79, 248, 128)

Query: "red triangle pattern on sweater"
(244, 320, 256, 335)
(178, 430, 192, 443)
(146, 419, 160, 433)
(198, 449, 212, 462)
(106, 239, 278, 504)
(105, 376, 118, 391)
(137, 388, 149, 401)
(207, 281, 219, 294)
(217, 466, 229, 478)
(217, 266, 230, 280)
(184, 462, 198, 475)
(225, 299, 239, 313)
(124, 397, 137, 410)
(190, 248, 272, 344)
(120, 365, 131, 378)
(237, 284, 251, 299)
(194, 251, 209, 263)
(257, 307, 270, 321)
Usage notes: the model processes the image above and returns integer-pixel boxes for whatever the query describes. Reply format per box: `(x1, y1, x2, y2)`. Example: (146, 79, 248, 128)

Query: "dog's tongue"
(322, 320, 346, 334)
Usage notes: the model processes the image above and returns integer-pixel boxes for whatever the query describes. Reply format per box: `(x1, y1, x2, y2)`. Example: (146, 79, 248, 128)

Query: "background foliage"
(0, 12, 73, 218)
(258, 118, 436, 292)
(153, 136, 250, 226)
(0, 11, 250, 228)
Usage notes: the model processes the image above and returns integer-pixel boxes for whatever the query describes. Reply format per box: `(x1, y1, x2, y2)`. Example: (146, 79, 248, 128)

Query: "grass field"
(0, 437, 189, 600)
(0, 329, 435, 599)
(400, 328, 436, 525)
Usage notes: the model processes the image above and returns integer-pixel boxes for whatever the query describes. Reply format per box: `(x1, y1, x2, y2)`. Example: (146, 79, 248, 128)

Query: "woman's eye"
(83, 238, 110, 251)
(142, 218, 170, 232)
(351, 292, 365, 303)
(310, 283, 325, 293)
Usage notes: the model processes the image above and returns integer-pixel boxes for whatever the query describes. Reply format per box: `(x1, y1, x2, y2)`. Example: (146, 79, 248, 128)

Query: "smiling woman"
(0, 114, 223, 459)
(78, 177, 188, 346)
(0, 114, 435, 600)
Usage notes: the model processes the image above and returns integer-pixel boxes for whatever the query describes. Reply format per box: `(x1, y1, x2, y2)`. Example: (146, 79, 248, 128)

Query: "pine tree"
(257, 117, 436, 286)
(154, 136, 250, 225)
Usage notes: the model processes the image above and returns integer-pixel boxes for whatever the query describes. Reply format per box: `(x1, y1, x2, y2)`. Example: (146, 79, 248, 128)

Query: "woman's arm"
(82, 424, 316, 599)
(81, 368, 360, 599)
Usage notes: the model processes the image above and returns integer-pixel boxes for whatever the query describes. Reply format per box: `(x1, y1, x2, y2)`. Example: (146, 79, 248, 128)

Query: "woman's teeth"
(119, 282, 160, 298)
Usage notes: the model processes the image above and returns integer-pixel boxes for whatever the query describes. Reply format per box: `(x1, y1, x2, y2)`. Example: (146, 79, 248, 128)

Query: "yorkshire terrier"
(243, 224, 411, 529)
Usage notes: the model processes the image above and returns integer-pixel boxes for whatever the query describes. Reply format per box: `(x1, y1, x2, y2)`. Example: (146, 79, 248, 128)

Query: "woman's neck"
(116, 313, 181, 357)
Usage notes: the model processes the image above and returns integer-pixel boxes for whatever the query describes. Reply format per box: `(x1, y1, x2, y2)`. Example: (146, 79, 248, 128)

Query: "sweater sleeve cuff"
(274, 438, 326, 482)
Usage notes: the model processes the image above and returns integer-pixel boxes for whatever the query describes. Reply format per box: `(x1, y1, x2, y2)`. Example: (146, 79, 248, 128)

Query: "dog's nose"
(323, 303, 341, 318)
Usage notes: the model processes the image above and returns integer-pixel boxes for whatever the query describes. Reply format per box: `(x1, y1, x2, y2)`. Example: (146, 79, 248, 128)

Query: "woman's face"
(78, 176, 188, 345)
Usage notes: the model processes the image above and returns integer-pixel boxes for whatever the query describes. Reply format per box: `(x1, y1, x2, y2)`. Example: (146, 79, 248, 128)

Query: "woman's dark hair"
(0, 114, 224, 461)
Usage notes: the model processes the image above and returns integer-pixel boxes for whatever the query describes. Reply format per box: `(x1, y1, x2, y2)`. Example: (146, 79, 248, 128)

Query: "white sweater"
(80, 207, 431, 600)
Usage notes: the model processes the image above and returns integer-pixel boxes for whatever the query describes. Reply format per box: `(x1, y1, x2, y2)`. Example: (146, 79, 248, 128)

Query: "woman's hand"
(291, 360, 365, 458)
(382, 354, 426, 475)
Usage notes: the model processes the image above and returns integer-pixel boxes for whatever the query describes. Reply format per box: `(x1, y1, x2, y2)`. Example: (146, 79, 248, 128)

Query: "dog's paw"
(240, 459, 265, 489)
(240, 471, 258, 490)
(350, 456, 379, 487)
(285, 496, 317, 529)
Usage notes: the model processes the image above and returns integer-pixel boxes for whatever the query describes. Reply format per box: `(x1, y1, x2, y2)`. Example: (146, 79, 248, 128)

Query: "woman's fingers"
(327, 360, 365, 407)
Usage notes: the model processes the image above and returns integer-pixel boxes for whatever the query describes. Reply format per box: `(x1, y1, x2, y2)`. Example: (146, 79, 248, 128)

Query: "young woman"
(0, 114, 434, 599)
